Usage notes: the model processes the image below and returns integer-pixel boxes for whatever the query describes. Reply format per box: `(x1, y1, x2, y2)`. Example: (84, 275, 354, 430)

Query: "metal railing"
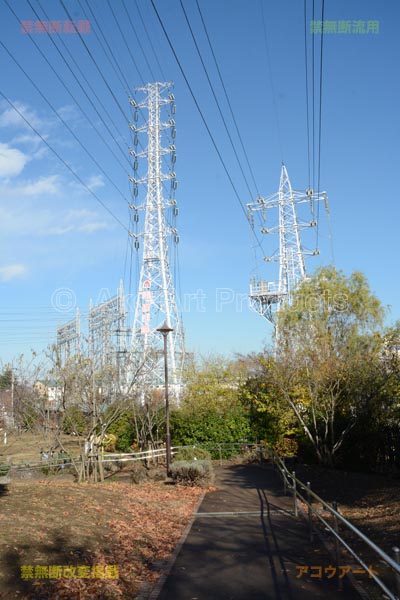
(171, 442, 265, 464)
(271, 449, 400, 600)
(6, 441, 265, 473)
(6, 440, 400, 598)
(101, 448, 168, 463)
(8, 447, 170, 472)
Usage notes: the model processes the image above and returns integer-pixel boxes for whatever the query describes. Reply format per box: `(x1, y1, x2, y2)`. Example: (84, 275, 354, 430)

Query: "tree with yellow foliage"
(257, 267, 400, 467)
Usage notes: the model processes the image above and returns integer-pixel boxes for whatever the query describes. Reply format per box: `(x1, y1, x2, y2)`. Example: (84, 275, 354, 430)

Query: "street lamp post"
(156, 321, 174, 476)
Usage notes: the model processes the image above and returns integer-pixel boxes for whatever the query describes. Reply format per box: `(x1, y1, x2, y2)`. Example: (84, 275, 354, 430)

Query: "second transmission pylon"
(248, 163, 329, 338)
(129, 82, 185, 395)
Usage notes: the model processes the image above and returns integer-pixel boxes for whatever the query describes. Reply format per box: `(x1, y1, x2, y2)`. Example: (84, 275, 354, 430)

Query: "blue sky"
(0, 0, 399, 365)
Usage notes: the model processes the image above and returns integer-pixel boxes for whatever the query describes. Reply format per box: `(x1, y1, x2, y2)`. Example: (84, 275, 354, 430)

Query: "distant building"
(33, 380, 63, 412)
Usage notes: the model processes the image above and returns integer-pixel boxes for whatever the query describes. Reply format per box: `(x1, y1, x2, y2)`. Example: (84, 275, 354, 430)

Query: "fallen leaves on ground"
(0, 479, 203, 599)
(294, 464, 400, 599)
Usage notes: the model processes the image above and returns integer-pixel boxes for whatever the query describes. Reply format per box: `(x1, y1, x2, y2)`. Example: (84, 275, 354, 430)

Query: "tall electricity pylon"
(248, 163, 328, 339)
(129, 82, 184, 395)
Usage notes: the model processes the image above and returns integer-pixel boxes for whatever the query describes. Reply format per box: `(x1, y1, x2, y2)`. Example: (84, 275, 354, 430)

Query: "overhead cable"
(150, 0, 264, 250)
(0, 91, 130, 234)
(179, 0, 257, 200)
(0, 39, 131, 204)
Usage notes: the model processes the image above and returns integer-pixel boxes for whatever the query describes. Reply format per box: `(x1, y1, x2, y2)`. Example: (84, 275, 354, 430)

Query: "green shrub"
(173, 447, 211, 461)
(62, 405, 88, 435)
(170, 459, 214, 487)
(0, 463, 10, 477)
(170, 403, 251, 458)
(107, 413, 136, 452)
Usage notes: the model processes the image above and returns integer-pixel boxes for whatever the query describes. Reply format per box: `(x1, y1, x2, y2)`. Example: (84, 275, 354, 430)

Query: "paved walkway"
(157, 463, 357, 600)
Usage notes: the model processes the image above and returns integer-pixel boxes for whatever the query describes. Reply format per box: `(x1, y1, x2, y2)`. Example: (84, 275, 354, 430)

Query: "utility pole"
(129, 82, 185, 396)
(11, 368, 14, 429)
(157, 322, 173, 475)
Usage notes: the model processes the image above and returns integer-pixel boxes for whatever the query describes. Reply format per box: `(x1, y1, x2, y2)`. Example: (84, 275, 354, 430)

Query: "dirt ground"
(2, 435, 400, 599)
(292, 464, 400, 553)
(0, 477, 203, 600)
(0, 431, 82, 464)
(290, 463, 400, 599)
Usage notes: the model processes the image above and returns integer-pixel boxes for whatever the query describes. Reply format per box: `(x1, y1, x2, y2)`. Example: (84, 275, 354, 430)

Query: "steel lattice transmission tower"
(128, 82, 185, 394)
(57, 309, 80, 364)
(248, 163, 328, 335)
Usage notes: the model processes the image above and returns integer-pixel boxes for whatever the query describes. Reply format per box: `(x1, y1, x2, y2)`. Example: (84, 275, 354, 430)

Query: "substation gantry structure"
(56, 282, 128, 391)
(56, 309, 81, 364)
(247, 164, 328, 341)
(128, 81, 185, 396)
(88, 280, 128, 376)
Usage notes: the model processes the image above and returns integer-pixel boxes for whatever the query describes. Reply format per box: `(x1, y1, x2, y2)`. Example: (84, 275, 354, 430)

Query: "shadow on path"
(157, 463, 357, 600)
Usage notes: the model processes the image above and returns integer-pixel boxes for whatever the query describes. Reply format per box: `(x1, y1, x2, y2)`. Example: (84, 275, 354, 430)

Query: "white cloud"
(11, 132, 44, 147)
(79, 222, 108, 234)
(45, 220, 108, 235)
(86, 175, 105, 191)
(20, 175, 60, 196)
(0, 175, 60, 197)
(57, 105, 81, 121)
(0, 102, 43, 130)
(46, 225, 74, 235)
(0, 143, 30, 178)
(42, 210, 110, 236)
(0, 204, 112, 238)
(69, 174, 106, 195)
(0, 264, 27, 282)
(62, 209, 110, 235)
(32, 146, 49, 161)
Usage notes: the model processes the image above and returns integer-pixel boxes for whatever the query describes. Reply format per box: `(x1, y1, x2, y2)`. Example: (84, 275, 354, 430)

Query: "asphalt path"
(157, 463, 358, 600)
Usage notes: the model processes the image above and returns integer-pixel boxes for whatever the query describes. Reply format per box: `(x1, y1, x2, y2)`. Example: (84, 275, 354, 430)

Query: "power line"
(304, 0, 312, 189)
(34, 0, 132, 166)
(149, 0, 264, 250)
(59, 0, 131, 127)
(61, 0, 172, 187)
(78, 0, 134, 94)
(132, 0, 168, 82)
(179, 0, 256, 200)
(316, 0, 326, 250)
(195, 0, 261, 198)
(312, 0, 316, 193)
(0, 91, 130, 234)
(78, 0, 172, 182)
(105, 0, 173, 183)
(120, 0, 156, 82)
(106, 0, 147, 85)
(0, 38, 130, 205)
(303, 1, 331, 258)
(5, 0, 132, 184)
(259, 0, 284, 164)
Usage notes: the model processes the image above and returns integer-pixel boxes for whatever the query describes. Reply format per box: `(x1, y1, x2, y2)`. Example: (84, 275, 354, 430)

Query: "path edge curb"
(137, 488, 207, 600)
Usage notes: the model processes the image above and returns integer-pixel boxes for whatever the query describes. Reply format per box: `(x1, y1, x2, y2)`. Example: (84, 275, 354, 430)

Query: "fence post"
(282, 457, 286, 494)
(393, 546, 400, 598)
(307, 482, 313, 542)
(332, 500, 342, 591)
(292, 471, 298, 517)
(218, 444, 222, 466)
